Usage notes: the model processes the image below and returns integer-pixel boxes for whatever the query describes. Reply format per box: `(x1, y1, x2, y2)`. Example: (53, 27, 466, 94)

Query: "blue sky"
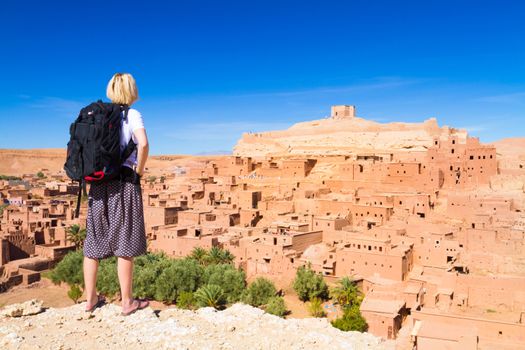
(0, 0, 524, 155)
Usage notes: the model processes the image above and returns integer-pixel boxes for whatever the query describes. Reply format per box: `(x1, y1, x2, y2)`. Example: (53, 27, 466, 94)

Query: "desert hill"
(0, 149, 229, 177)
(233, 108, 468, 157)
(0, 149, 66, 176)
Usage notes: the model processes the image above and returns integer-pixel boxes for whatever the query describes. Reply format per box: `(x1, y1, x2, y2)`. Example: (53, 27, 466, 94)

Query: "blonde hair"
(106, 73, 139, 105)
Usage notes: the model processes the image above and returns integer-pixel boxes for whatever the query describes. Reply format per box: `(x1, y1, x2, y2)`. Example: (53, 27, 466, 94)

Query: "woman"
(82, 73, 150, 315)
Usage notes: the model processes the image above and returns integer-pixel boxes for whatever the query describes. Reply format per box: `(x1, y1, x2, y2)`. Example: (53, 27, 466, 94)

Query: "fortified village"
(1, 105, 524, 349)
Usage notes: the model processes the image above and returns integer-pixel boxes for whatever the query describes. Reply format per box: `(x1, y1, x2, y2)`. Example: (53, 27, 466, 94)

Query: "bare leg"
(118, 256, 134, 308)
(83, 257, 99, 308)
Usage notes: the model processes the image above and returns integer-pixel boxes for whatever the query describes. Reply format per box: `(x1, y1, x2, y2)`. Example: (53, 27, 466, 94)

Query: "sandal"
(85, 295, 106, 312)
(121, 299, 149, 316)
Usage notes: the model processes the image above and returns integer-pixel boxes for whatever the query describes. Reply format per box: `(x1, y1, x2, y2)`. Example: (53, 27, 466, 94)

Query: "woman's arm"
(133, 128, 149, 176)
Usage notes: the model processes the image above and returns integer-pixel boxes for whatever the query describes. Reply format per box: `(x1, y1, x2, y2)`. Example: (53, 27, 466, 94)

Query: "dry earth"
(0, 300, 392, 350)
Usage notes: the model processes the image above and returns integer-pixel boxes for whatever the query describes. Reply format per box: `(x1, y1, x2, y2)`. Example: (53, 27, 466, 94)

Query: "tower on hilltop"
(331, 105, 356, 119)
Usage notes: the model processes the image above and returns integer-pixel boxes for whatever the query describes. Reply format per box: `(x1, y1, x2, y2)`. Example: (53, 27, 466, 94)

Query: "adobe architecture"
(0, 174, 76, 291)
(1, 105, 524, 349)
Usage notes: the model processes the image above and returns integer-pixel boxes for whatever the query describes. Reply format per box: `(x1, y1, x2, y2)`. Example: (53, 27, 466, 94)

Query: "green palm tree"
(219, 249, 235, 265)
(190, 247, 208, 265)
(329, 276, 362, 307)
(194, 284, 226, 309)
(207, 246, 223, 265)
(66, 224, 86, 250)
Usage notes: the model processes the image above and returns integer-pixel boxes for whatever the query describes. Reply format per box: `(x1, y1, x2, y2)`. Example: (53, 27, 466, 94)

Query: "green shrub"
(96, 257, 120, 297)
(0, 175, 22, 181)
(194, 284, 226, 309)
(48, 250, 84, 287)
(177, 291, 195, 309)
(154, 258, 203, 303)
(331, 304, 368, 332)
(308, 297, 326, 317)
(67, 284, 83, 303)
(265, 296, 286, 317)
(292, 263, 329, 302)
(133, 253, 172, 299)
(241, 277, 277, 307)
(36, 171, 45, 178)
(201, 263, 246, 303)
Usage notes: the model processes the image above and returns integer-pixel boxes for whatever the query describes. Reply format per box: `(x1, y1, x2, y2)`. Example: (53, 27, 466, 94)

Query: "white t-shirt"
(120, 108, 145, 169)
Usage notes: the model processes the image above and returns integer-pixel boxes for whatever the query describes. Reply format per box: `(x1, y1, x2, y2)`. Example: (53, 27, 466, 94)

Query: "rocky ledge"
(0, 300, 391, 350)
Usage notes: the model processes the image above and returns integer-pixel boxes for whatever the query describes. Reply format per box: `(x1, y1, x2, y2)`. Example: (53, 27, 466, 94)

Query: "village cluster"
(1, 106, 524, 349)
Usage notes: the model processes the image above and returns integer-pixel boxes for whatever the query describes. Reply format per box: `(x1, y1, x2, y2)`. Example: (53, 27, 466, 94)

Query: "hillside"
(232, 114, 464, 157)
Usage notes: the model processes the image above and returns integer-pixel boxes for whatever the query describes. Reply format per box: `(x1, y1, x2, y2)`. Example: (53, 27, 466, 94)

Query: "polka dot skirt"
(83, 179, 147, 259)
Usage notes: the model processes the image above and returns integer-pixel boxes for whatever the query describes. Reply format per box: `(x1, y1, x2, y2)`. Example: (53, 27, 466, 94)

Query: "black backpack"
(64, 100, 136, 217)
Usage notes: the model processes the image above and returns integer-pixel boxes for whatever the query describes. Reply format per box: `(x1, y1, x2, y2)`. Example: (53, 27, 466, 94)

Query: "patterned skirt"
(83, 178, 147, 259)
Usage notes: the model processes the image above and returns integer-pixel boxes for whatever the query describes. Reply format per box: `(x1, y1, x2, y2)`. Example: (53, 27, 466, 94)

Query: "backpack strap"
(120, 104, 136, 160)
(75, 179, 82, 218)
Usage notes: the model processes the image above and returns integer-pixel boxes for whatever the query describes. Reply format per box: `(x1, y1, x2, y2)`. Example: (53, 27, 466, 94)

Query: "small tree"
(67, 284, 83, 304)
(194, 284, 226, 309)
(190, 247, 208, 265)
(292, 263, 329, 302)
(241, 277, 277, 307)
(36, 171, 45, 178)
(329, 276, 362, 307)
(331, 304, 368, 332)
(66, 224, 86, 250)
(265, 296, 287, 317)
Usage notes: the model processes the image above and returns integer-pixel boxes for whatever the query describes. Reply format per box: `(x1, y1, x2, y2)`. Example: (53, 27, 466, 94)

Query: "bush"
(68, 284, 83, 303)
(308, 297, 326, 317)
(36, 171, 45, 178)
(133, 253, 172, 299)
(194, 284, 226, 309)
(201, 263, 246, 303)
(241, 277, 277, 307)
(292, 263, 329, 302)
(0, 175, 22, 181)
(154, 258, 203, 303)
(177, 291, 195, 309)
(265, 296, 286, 317)
(331, 304, 368, 332)
(96, 257, 120, 297)
(48, 250, 84, 287)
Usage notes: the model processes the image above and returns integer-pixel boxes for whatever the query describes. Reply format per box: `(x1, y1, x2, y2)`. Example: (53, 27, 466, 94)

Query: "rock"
(0, 302, 390, 350)
(0, 299, 44, 317)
